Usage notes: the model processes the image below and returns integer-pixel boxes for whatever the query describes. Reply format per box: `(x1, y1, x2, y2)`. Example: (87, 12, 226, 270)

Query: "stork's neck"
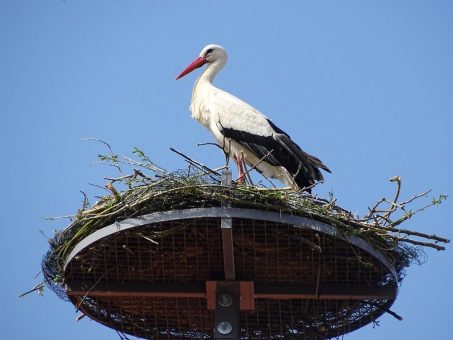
(190, 59, 226, 127)
(197, 59, 226, 85)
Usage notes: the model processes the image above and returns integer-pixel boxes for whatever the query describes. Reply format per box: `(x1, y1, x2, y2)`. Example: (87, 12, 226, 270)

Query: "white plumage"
(177, 44, 330, 191)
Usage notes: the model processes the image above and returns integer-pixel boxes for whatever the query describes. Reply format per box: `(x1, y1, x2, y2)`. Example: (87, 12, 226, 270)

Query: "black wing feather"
(222, 120, 330, 190)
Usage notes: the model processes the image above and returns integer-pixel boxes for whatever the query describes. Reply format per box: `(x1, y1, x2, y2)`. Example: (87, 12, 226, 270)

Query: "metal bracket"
(221, 170, 235, 280)
(213, 281, 239, 339)
(206, 281, 255, 311)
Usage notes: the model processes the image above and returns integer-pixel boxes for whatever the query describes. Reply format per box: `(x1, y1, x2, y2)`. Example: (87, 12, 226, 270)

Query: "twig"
(197, 142, 224, 150)
(358, 223, 450, 244)
(104, 174, 136, 183)
(131, 147, 168, 175)
(105, 182, 121, 202)
(133, 169, 153, 181)
(314, 233, 322, 299)
(255, 186, 295, 191)
(325, 197, 337, 210)
(366, 197, 386, 219)
(390, 203, 435, 228)
(19, 281, 46, 298)
(375, 214, 394, 226)
(300, 181, 320, 193)
(82, 204, 129, 221)
(114, 155, 168, 176)
(80, 191, 90, 209)
(82, 137, 124, 176)
(176, 159, 220, 180)
(170, 147, 221, 179)
(75, 274, 104, 310)
(385, 308, 403, 321)
(382, 176, 401, 222)
(241, 149, 274, 181)
(241, 150, 254, 186)
(76, 313, 86, 321)
(369, 302, 403, 321)
(294, 227, 323, 253)
(81, 137, 114, 156)
(44, 214, 76, 221)
(89, 182, 111, 192)
(399, 189, 432, 206)
(122, 244, 135, 255)
(213, 165, 228, 172)
(397, 238, 446, 251)
(116, 331, 131, 340)
(136, 232, 159, 245)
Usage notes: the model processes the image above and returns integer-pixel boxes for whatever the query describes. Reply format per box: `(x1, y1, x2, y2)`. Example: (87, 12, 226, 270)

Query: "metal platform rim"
(63, 207, 399, 282)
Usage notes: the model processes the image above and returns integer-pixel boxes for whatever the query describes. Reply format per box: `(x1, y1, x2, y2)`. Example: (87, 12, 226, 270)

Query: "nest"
(36, 146, 449, 338)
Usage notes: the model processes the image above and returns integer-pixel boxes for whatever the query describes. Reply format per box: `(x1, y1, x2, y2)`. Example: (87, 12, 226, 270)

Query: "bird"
(176, 44, 331, 192)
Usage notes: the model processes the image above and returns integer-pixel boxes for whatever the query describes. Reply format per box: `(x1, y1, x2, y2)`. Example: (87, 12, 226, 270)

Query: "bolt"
(217, 321, 232, 335)
(217, 293, 233, 307)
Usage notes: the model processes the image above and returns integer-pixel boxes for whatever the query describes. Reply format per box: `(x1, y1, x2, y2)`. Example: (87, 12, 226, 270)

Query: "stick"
(104, 174, 136, 182)
(366, 197, 386, 219)
(170, 147, 221, 178)
(120, 155, 168, 175)
(89, 182, 111, 192)
(105, 183, 121, 202)
(19, 281, 46, 298)
(293, 227, 323, 253)
(399, 189, 432, 205)
(382, 176, 401, 221)
(397, 238, 446, 251)
(385, 308, 403, 321)
(299, 181, 320, 193)
(358, 223, 450, 244)
(242, 149, 274, 180)
(81, 137, 124, 175)
(75, 275, 104, 310)
(44, 214, 76, 221)
(240, 150, 254, 186)
(197, 142, 224, 150)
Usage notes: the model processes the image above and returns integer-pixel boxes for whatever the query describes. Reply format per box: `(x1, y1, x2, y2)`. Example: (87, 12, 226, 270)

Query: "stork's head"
(176, 44, 228, 80)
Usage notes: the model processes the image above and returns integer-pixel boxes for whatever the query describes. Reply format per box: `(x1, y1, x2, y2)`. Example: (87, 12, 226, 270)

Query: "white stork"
(176, 44, 331, 192)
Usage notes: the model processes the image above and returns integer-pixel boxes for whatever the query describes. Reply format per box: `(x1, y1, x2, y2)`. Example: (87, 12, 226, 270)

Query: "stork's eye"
(206, 48, 214, 54)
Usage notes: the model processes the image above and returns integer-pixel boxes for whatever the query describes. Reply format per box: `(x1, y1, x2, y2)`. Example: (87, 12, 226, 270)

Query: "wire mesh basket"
(63, 207, 397, 339)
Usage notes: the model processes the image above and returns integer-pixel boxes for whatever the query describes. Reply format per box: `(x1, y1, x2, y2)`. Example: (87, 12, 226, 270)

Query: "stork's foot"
(236, 174, 246, 184)
(234, 155, 247, 185)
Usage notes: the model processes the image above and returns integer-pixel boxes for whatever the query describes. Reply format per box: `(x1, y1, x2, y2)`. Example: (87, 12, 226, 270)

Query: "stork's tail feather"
(276, 135, 331, 190)
(306, 154, 331, 175)
(292, 152, 331, 192)
(294, 159, 331, 193)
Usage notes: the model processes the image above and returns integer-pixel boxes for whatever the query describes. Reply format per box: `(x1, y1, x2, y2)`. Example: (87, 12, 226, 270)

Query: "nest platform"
(37, 161, 425, 340)
(62, 206, 398, 339)
(36, 143, 451, 340)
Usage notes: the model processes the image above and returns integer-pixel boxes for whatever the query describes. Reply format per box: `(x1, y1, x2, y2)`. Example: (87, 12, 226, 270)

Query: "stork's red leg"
(235, 155, 246, 183)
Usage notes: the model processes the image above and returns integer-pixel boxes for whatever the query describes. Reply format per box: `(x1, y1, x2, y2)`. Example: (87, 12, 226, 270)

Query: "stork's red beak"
(176, 56, 207, 80)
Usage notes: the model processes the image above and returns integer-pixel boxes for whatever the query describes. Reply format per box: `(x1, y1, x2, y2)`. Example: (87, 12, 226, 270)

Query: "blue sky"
(1, 1, 452, 339)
